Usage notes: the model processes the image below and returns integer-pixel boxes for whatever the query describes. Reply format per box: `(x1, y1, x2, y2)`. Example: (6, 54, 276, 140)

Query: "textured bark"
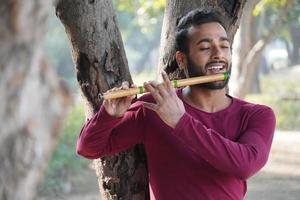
(55, 0, 149, 199)
(234, 0, 293, 98)
(158, 0, 247, 80)
(0, 0, 70, 200)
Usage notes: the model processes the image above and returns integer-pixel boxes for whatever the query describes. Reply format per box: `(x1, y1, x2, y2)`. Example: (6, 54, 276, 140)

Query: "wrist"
(171, 111, 185, 129)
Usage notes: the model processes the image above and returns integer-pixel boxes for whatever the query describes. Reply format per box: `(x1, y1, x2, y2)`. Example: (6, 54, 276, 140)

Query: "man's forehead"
(187, 22, 228, 41)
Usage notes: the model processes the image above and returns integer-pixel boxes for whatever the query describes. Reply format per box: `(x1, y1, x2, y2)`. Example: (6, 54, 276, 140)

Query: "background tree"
(0, 0, 70, 199)
(289, 22, 300, 65)
(232, 0, 295, 98)
(55, 0, 246, 199)
(55, 1, 149, 199)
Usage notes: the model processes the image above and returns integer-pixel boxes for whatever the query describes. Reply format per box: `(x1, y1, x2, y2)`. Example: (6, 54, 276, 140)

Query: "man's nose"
(211, 45, 222, 59)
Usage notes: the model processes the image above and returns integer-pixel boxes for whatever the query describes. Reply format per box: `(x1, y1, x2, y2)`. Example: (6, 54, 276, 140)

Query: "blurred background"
(37, 0, 300, 199)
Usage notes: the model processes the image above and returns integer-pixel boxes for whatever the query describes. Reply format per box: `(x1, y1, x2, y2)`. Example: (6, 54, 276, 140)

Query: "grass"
(38, 105, 89, 196)
(246, 74, 300, 131)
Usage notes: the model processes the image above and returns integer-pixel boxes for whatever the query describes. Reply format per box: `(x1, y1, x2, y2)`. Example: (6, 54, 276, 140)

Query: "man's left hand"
(143, 71, 185, 129)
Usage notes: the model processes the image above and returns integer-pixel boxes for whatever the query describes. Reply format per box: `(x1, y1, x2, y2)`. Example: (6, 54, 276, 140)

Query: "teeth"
(208, 65, 224, 70)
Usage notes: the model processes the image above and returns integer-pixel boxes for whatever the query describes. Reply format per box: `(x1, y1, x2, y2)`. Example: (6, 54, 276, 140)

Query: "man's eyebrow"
(196, 38, 212, 45)
(196, 37, 229, 45)
(220, 37, 229, 42)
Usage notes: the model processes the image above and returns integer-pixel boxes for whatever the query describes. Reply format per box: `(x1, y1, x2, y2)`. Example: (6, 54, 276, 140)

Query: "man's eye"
(199, 47, 210, 51)
(221, 46, 229, 49)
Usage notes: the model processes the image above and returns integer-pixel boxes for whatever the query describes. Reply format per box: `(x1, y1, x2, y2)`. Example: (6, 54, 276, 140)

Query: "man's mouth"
(206, 62, 227, 74)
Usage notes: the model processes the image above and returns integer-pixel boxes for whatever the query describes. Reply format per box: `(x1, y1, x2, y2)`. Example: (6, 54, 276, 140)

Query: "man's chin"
(198, 80, 228, 90)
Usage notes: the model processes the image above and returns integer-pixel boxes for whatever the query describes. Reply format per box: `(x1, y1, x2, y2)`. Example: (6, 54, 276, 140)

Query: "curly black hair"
(175, 8, 227, 53)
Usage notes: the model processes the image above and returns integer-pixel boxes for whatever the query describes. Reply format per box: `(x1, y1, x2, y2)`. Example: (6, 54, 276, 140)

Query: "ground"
(38, 131, 300, 200)
(245, 131, 300, 200)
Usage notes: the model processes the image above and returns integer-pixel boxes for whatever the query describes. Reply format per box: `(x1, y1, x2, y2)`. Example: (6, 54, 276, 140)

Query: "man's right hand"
(103, 81, 136, 118)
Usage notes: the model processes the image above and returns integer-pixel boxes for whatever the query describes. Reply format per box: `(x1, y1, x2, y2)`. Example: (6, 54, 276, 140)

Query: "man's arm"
(77, 82, 145, 159)
(173, 106, 276, 180)
(143, 72, 275, 180)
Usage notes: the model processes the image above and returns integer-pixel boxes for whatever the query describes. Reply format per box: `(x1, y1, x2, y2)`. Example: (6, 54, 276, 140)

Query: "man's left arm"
(173, 106, 276, 180)
(143, 72, 276, 180)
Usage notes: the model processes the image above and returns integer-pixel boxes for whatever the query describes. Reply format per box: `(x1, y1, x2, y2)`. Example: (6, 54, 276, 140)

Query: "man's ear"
(175, 51, 187, 70)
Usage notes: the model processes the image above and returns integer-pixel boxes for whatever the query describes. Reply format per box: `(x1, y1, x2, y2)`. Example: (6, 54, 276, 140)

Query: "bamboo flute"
(101, 72, 230, 100)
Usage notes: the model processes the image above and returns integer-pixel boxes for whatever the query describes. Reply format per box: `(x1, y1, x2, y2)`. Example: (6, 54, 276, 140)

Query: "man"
(77, 9, 276, 200)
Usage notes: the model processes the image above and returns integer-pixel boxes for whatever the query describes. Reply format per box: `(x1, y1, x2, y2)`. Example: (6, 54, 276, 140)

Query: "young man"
(77, 9, 276, 200)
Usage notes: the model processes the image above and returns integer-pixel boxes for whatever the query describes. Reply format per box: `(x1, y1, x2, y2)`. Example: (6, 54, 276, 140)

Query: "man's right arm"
(77, 103, 145, 159)
(77, 82, 145, 159)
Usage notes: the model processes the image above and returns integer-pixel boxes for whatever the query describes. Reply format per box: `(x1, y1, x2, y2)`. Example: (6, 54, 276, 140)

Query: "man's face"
(184, 22, 232, 89)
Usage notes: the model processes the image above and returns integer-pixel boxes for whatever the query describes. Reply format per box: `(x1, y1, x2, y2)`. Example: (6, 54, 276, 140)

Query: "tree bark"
(55, 0, 149, 199)
(0, 0, 70, 200)
(158, 0, 247, 80)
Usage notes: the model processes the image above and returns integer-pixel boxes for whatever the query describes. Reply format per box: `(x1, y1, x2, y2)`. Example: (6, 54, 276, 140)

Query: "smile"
(206, 62, 227, 73)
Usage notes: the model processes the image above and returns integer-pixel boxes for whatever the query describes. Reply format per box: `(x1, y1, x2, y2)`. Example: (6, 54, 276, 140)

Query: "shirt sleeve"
(76, 102, 145, 159)
(173, 106, 276, 180)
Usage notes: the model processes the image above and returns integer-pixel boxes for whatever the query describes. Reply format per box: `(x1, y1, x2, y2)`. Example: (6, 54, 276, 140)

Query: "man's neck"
(182, 86, 231, 113)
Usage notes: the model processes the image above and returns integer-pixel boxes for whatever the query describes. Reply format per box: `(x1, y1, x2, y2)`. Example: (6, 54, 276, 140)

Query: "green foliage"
(38, 104, 88, 196)
(112, 0, 165, 72)
(251, 0, 300, 54)
(113, 0, 165, 33)
(246, 76, 300, 130)
(253, 0, 287, 16)
(113, 0, 165, 20)
(253, 0, 300, 23)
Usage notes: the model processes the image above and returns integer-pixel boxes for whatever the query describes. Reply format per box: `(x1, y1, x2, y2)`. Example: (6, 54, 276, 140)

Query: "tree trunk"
(289, 23, 300, 66)
(55, 0, 149, 199)
(233, 0, 293, 98)
(231, 0, 262, 95)
(0, 0, 70, 200)
(233, 0, 259, 81)
(158, 0, 247, 80)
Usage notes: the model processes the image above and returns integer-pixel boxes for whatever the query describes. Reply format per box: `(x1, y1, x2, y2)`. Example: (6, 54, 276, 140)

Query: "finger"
(111, 87, 118, 92)
(161, 71, 173, 91)
(122, 81, 129, 89)
(106, 87, 116, 93)
(157, 83, 169, 97)
(149, 80, 159, 88)
(120, 96, 134, 107)
(144, 82, 163, 104)
(143, 102, 158, 112)
(127, 84, 137, 100)
(131, 83, 137, 88)
(127, 93, 136, 101)
(103, 99, 109, 107)
(149, 81, 168, 97)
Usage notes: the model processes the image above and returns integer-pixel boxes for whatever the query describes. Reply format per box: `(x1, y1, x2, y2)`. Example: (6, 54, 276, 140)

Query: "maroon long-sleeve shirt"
(77, 89, 276, 200)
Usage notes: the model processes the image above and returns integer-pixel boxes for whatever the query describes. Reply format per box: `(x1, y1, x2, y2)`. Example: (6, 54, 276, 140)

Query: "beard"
(186, 57, 231, 90)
